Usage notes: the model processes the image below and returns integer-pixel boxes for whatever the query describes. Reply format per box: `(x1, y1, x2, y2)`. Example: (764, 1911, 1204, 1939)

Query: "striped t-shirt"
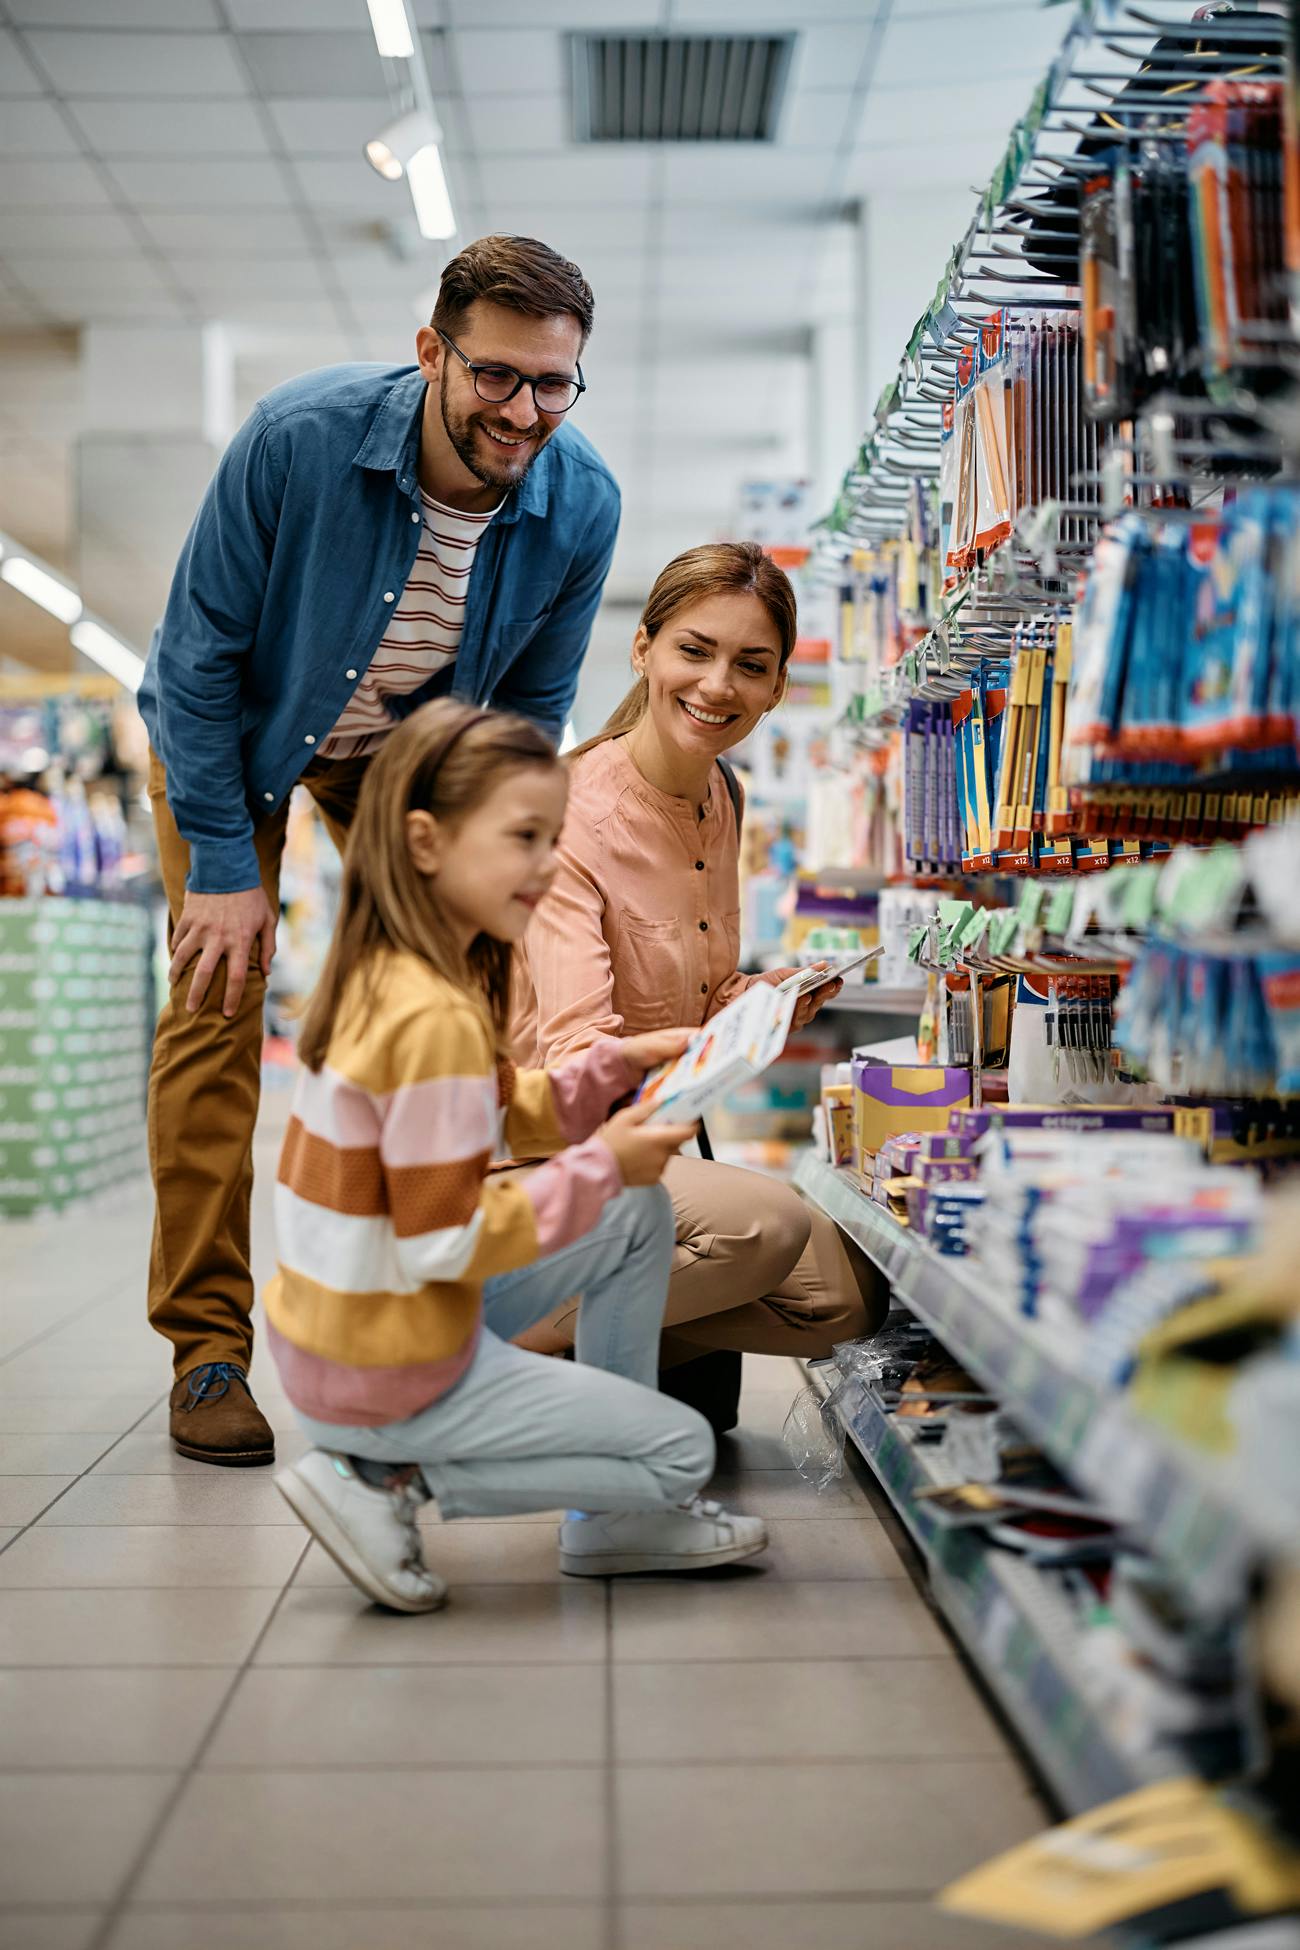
(321, 487, 501, 760)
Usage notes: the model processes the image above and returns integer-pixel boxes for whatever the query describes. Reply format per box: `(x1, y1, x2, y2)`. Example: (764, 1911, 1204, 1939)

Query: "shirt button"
(699, 920, 708, 932)
(346, 668, 358, 680)
(411, 511, 420, 523)
(695, 860, 705, 871)
(263, 792, 274, 803)
(304, 735, 316, 746)
(383, 590, 395, 603)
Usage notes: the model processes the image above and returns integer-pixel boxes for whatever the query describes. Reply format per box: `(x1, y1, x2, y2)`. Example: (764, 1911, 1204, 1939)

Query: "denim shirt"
(137, 363, 620, 895)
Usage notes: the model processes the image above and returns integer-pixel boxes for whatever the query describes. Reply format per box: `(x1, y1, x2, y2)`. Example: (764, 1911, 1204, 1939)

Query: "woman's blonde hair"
(570, 540, 798, 760)
(296, 699, 561, 1071)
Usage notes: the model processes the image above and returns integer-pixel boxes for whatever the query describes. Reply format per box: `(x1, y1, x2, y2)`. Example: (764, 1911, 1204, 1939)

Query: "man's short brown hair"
(432, 235, 594, 349)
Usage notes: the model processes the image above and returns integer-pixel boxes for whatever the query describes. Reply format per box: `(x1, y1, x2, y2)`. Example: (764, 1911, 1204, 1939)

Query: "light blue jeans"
(295, 1184, 715, 1520)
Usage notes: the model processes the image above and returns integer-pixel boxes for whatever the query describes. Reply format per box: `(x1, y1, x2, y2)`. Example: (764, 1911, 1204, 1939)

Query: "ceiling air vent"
(571, 33, 793, 143)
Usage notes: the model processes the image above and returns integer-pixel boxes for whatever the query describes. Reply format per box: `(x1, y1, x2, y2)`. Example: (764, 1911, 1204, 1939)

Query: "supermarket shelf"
(809, 1363, 1155, 1815)
(823, 985, 924, 1015)
(795, 1157, 1287, 1612)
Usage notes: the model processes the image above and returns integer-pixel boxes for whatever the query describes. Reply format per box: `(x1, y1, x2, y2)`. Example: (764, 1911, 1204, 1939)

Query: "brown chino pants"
(515, 1153, 889, 1366)
(145, 751, 371, 1378)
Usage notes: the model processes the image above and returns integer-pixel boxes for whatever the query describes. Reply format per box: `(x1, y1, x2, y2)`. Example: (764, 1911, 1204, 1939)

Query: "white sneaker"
(276, 1451, 447, 1614)
(558, 1496, 769, 1577)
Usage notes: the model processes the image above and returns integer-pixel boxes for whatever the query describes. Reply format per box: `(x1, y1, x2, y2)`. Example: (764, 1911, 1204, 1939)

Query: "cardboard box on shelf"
(851, 1059, 971, 1168)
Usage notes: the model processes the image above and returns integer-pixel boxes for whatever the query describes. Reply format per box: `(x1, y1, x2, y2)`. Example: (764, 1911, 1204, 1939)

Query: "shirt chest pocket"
(615, 914, 687, 1029)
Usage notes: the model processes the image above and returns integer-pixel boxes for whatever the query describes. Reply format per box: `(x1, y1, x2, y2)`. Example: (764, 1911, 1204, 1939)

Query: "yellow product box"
(851, 1060, 971, 1169)
(822, 1084, 855, 1168)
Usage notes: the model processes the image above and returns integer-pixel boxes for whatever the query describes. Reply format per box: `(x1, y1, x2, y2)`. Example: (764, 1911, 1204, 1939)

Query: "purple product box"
(947, 1106, 1180, 1140)
(915, 1156, 979, 1187)
(918, 1131, 977, 1161)
(853, 1061, 971, 1159)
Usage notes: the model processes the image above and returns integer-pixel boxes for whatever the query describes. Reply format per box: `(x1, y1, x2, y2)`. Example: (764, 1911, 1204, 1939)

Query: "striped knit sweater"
(264, 951, 636, 1426)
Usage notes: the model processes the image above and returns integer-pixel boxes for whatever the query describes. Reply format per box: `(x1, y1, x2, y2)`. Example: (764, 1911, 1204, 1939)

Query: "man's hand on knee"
(169, 887, 277, 1019)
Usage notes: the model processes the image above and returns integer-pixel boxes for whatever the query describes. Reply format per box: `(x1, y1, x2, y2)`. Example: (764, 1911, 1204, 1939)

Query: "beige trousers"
(515, 1153, 887, 1366)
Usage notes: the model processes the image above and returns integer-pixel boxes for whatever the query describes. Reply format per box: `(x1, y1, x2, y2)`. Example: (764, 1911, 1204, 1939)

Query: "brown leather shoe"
(170, 1363, 275, 1467)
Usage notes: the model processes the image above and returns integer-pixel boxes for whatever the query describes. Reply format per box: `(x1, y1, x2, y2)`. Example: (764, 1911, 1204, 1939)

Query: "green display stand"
(0, 898, 150, 1217)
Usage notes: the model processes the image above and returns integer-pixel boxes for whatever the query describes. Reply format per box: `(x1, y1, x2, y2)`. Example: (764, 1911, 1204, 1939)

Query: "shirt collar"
(352, 365, 554, 525)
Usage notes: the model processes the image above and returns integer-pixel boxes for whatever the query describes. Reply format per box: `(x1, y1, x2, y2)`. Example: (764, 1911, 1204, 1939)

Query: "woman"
(511, 542, 887, 1422)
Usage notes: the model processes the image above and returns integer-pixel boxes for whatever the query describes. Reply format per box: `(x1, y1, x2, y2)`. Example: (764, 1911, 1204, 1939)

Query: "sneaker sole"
(559, 1534, 769, 1577)
(172, 1438, 275, 1468)
(275, 1467, 446, 1615)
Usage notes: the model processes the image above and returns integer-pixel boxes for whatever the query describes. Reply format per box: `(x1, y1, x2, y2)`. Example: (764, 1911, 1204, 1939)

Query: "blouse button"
(700, 982, 708, 995)
(694, 860, 704, 871)
(698, 920, 708, 932)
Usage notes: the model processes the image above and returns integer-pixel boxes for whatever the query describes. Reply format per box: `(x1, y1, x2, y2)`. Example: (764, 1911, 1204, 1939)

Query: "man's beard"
(440, 366, 551, 490)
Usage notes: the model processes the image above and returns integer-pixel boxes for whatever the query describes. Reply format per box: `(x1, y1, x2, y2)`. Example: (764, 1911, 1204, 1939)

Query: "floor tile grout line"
(0, 1392, 171, 1558)
(602, 1577, 622, 1950)
(0, 1272, 144, 1370)
(0, 1753, 1014, 1774)
(88, 1532, 313, 1950)
(1, 1888, 949, 1917)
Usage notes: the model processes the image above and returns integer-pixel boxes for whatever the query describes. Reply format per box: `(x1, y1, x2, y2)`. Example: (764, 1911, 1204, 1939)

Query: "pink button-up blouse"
(512, 736, 759, 1067)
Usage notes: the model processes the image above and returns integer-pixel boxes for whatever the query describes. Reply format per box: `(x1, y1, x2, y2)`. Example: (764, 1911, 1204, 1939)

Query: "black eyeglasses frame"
(436, 328, 587, 415)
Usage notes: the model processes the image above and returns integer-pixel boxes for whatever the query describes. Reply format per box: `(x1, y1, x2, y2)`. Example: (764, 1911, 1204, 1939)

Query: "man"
(138, 233, 619, 1466)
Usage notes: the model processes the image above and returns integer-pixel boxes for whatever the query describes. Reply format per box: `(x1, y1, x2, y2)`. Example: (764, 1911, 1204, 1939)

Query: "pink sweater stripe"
(525, 1135, 623, 1256)
(547, 1037, 637, 1144)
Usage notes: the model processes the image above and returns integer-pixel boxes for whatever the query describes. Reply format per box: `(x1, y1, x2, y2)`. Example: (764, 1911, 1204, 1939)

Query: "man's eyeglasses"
(437, 329, 586, 416)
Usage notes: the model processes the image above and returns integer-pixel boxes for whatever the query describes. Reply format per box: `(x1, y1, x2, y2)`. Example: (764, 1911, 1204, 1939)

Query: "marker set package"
(839, 487, 941, 666)
(1065, 494, 1300, 790)
(942, 312, 1105, 587)
(902, 701, 962, 874)
(1187, 80, 1288, 391)
(1116, 940, 1300, 1096)
(1080, 78, 1288, 421)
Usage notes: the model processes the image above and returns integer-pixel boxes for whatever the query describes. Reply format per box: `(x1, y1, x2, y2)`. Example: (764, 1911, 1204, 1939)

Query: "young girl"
(269, 699, 767, 1611)
(511, 543, 886, 1421)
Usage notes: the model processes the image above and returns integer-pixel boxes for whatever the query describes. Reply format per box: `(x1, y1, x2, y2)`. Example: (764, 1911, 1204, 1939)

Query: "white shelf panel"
(795, 1157, 1288, 1612)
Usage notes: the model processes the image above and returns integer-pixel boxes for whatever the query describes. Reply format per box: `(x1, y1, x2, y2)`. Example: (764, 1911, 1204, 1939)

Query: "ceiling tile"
(872, 13, 1065, 88)
(855, 80, 1009, 148)
(0, 157, 114, 206)
(34, 286, 186, 324)
(8, 0, 219, 22)
(227, 0, 444, 22)
(212, 294, 343, 330)
(23, 30, 247, 97)
(447, 0, 642, 21)
(290, 156, 410, 215)
(106, 156, 287, 208)
(787, 22, 879, 91)
(69, 98, 271, 157)
(0, 28, 48, 95)
(464, 93, 567, 156)
(660, 148, 834, 203)
(479, 152, 654, 205)
(9, 251, 173, 302)
(137, 207, 316, 254)
(0, 99, 82, 158)
(266, 96, 396, 156)
(236, 31, 448, 99)
(490, 205, 651, 253)
(452, 30, 564, 99)
(673, 0, 872, 15)
(165, 255, 331, 301)
(779, 88, 856, 151)
(0, 207, 139, 253)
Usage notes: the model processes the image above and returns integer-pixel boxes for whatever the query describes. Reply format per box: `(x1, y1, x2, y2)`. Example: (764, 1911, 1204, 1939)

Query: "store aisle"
(1, 1098, 1049, 1950)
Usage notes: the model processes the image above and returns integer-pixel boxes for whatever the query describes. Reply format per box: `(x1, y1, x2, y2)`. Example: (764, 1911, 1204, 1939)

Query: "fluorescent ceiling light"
(364, 109, 436, 182)
(365, 0, 414, 60)
(407, 143, 456, 240)
(1, 554, 82, 625)
(69, 618, 145, 694)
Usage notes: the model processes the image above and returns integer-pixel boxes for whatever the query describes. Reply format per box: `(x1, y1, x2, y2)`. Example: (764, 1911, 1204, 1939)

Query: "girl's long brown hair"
(570, 540, 798, 762)
(297, 699, 561, 1072)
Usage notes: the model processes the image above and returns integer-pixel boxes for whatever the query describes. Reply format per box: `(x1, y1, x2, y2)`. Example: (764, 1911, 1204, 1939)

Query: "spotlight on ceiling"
(364, 110, 436, 183)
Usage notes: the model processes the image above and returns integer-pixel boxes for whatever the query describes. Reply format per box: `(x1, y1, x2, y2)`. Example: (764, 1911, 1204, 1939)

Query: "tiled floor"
(0, 1100, 1051, 1950)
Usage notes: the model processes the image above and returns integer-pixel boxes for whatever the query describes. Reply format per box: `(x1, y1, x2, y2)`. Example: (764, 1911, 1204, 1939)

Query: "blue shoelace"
(183, 1362, 249, 1410)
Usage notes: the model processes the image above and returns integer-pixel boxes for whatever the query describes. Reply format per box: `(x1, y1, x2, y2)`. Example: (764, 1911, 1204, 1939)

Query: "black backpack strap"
(717, 756, 743, 836)
(697, 759, 743, 1167)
